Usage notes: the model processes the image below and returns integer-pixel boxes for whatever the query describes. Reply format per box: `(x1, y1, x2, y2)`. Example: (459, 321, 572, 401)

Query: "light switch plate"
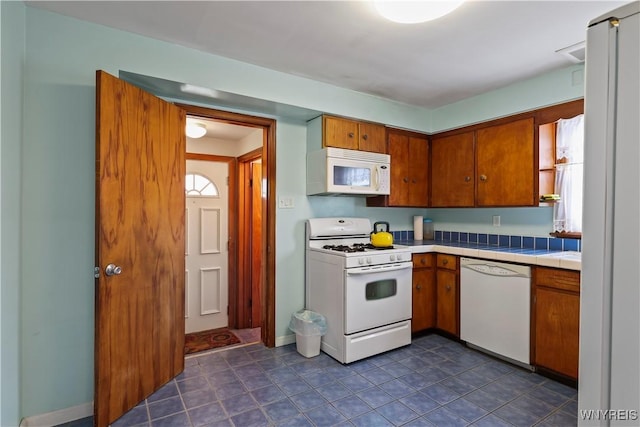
(278, 196, 295, 209)
(493, 215, 501, 226)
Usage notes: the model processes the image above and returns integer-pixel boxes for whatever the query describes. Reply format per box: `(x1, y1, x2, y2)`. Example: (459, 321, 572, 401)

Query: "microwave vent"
(325, 147, 390, 163)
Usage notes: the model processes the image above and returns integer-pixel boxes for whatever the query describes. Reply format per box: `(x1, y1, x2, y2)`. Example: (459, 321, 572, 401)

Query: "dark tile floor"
(59, 334, 578, 426)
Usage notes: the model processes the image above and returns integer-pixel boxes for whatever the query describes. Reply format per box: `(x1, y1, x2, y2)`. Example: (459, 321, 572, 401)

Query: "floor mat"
(184, 327, 241, 354)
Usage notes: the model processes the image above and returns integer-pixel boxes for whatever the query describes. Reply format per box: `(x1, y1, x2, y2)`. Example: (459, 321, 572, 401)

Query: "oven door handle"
(346, 262, 413, 275)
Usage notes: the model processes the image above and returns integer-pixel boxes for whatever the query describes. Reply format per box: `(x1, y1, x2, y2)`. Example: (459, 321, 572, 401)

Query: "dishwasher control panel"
(460, 257, 531, 278)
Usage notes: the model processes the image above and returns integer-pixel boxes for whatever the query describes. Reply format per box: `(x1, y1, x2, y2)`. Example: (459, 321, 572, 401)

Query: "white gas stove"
(305, 217, 412, 364)
(306, 217, 412, 268)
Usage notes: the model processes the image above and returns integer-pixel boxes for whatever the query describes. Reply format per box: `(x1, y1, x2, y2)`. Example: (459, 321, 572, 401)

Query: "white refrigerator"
(580, 2, 639, 426)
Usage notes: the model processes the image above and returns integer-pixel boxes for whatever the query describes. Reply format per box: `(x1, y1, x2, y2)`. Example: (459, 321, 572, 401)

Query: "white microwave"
(307, 147, 391, 196)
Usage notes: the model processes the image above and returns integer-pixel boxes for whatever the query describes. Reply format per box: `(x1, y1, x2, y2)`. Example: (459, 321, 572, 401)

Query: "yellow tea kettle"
(371, 221, 393, 247)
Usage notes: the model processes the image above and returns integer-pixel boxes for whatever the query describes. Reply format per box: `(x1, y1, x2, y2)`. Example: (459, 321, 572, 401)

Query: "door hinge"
(249, 178, 253, 187)
(94, 267, 100, 279)
(248, 298, 252, 308)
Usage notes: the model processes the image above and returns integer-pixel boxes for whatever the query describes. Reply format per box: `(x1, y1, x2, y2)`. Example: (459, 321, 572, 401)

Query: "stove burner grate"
(322, 243, 395, 252)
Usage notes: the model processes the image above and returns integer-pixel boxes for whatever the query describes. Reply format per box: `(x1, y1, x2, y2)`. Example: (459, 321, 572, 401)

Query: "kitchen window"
(553, 114, 584, 236)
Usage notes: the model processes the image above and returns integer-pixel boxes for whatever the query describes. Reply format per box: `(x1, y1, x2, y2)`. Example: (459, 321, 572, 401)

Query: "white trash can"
(289, 309, 327, 358)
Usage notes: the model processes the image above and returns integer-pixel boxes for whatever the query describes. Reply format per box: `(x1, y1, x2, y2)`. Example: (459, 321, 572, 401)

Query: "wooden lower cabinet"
(436, 254, 459, 336)
(412, 254, 436, 332)
(532, 267, 580, 380)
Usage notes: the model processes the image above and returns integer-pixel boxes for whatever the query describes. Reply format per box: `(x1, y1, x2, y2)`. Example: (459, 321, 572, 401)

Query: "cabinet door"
(359, 122, 386, 153)
(534, 288, 580, 379)
(408, 136, 429, 206)
(436, 269, 458, 336)
(323, 116, 359, 150)
(431, 132, 475, 207)
(388, 131, 429, 207)
(388, 131, 410, 206)
(412, 264, 436, 332)
(476, 118, 535, 206)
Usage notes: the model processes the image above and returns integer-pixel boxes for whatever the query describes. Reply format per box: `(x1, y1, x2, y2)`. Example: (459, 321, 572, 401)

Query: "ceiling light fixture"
(374, 0, 465, 24)
(186, 122, 207, 139)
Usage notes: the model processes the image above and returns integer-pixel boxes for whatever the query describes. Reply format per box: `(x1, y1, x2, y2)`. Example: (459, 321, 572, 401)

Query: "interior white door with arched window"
(185, 160, 229, 333)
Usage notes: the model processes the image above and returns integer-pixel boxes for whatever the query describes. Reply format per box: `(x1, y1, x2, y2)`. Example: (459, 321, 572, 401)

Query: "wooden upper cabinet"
(358, 122, 387, 153)
(431, 132, 475, 207)
(323, 115, 386, 153)
(538, 122, 556, 205)
(476, 118, 535, 206)
(430, 118, 535, 207)
(387, 129, 429, 207)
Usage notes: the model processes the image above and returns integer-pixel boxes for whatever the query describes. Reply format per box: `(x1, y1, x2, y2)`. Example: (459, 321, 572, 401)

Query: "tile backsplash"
(393, 229, 580, 252)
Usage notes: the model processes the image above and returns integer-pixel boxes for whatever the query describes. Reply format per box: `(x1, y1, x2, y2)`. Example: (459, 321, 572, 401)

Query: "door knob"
(105, 264, 122, 276)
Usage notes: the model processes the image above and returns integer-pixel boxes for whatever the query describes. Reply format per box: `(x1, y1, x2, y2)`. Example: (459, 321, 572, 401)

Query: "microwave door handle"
(373, 166, 380, 191)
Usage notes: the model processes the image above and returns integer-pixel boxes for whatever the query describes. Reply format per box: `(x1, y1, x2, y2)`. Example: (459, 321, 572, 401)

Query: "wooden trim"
(534, 99, 584, 125)
(238, 147, 262, 163)
(549, 231, 582, 240)
(178, 104, 277, 348)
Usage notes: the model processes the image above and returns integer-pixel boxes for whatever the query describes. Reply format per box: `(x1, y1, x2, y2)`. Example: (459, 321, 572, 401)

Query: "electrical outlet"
(278, 196, 294, 209)
(493, 215, 501, 227)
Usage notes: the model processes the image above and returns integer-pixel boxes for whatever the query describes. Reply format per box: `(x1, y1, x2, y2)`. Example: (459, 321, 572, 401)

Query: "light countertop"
(398, 240, 581, 271)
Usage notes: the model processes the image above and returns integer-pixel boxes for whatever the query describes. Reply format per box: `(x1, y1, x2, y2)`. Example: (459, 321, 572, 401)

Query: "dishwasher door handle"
(461, 263, 530, 278)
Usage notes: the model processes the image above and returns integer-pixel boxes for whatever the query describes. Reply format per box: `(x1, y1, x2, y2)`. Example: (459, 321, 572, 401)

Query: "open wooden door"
(94, 70, 186, 427)
(251, 160, 263, 327)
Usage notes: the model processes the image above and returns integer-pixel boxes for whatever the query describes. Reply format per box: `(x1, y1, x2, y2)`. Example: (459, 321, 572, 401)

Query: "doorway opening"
(179, 104, 276, 348)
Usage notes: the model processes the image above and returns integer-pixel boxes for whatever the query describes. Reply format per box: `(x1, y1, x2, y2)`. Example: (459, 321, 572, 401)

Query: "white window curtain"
(553, 114, 584, 233)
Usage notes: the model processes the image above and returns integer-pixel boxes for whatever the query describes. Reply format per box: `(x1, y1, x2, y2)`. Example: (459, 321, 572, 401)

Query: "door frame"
(238, 148, 263, 329)
(178, 104, 276, 347)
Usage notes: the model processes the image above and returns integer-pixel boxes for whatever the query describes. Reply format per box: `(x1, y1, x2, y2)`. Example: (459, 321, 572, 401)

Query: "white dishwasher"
(460, 257, 532, 368)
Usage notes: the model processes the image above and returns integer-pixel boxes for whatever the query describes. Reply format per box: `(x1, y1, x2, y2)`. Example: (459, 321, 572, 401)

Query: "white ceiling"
(187, 117, 260, 141)
(27, 0, 625, 139)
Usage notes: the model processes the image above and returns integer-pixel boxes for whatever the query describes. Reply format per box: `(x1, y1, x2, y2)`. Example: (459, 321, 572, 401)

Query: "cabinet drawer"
(412, 253, 434, 268)
(535, 267, 580, 293)
(436, 254, 457, 270)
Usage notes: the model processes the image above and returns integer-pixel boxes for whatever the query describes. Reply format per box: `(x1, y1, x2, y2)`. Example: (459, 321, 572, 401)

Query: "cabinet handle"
(446, 285, 451, 291)
(403, 177, 409, 183)
(480, 174, 487, 181)
(416, 285, 422, 290)
(362, 134, 368, 140)
(348, 132, 355, 138)
(442, 259, 448, 265)
(464, 176, 471, 182)
(420, 259, 426, 265)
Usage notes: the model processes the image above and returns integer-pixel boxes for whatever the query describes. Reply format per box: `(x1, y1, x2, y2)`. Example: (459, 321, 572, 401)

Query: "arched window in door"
(185, 173, 219, 197)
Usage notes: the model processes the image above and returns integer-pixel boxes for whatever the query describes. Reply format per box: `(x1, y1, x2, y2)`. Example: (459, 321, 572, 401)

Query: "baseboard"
(20, 402, 93, 427)
(276, 333, 296, 347)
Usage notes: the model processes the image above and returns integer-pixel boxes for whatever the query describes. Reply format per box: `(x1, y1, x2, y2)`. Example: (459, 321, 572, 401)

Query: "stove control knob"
(366, 257, 372, 264)
(390, 254, 396, 261)
(396, 253, 403, 261)
(358, 258, 365, 265)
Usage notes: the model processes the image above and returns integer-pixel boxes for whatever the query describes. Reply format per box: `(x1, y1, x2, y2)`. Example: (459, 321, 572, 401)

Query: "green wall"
(1, 2, 25, 425)
(0, 3, 585, 422)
